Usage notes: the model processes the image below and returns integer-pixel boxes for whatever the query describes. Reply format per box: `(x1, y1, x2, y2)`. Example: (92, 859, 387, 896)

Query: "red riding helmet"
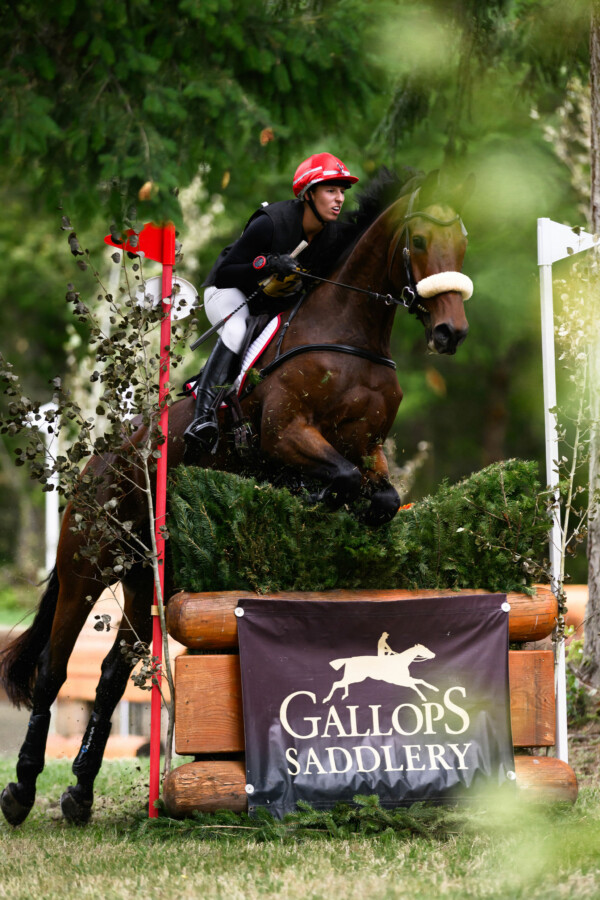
(292, 153, 359, 198)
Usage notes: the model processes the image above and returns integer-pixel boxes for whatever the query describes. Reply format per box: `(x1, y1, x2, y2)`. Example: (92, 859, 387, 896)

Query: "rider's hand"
(253, 253, 299, 279)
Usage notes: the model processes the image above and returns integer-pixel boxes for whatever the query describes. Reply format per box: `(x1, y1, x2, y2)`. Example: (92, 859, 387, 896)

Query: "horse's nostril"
(432, 323, 469, 354)
(433, 324, 451, 348)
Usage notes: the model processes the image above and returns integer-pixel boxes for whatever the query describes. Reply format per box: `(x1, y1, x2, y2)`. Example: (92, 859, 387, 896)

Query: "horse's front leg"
(414, 679, 438, 693)
(262, 416, 362, 509)
(360, 444, 400, 526)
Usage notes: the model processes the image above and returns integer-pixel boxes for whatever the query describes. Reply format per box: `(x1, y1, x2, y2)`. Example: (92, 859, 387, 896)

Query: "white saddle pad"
(233, 315, 281, 395)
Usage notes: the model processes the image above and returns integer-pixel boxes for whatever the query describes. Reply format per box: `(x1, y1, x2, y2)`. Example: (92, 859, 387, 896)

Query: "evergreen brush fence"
(168, 460, 548, 595)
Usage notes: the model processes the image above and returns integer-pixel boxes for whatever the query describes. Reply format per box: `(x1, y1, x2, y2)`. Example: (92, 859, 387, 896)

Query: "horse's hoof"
(60, 787, 93, 825)
(1, 782, 34, 827)
(357, 490, 401, 527)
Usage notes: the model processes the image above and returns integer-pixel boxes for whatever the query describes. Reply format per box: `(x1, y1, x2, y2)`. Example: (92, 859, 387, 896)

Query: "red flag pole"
(148, 225, 175, 818)
(104, 222, 176, 817)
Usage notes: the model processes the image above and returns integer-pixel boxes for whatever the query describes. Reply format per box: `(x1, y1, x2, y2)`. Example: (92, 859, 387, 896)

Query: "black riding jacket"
(204, 200, 358, 314)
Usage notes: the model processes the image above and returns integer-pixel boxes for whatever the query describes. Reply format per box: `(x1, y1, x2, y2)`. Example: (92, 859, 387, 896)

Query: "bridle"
(298, 188, 469, 319)
(260, 193, 471, 378)
(386, 188, 468, 317)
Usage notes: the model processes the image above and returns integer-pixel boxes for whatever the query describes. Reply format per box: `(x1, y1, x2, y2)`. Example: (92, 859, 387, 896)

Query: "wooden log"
(166, 586, 556, 650)
(513, 756, 578, 803)
(163, 760, 247, 817)
(174, 650, 555, 755)
(174, 655, 244, 755)
(162, 756, 577, 817)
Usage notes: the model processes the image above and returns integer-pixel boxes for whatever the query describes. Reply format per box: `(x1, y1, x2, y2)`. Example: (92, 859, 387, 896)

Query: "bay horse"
(0, 169, 472, 825)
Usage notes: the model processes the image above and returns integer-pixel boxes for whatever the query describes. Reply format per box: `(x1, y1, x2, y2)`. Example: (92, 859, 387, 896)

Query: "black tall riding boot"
(184, 338, 239, 452)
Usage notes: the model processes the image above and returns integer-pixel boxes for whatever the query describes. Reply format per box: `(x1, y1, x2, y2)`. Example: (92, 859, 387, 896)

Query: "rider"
(377, 632, 397, 656)
(184, 152, 359, 452)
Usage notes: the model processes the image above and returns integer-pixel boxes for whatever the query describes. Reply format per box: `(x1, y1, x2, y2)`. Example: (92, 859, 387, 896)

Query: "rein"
(255, 190, 471, 382)
(297, 190, 469, 317)
(298, 270, 423, 314)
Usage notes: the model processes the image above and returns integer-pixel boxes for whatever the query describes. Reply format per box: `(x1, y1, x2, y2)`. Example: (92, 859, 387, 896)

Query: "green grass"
(1, 758, 600, 900)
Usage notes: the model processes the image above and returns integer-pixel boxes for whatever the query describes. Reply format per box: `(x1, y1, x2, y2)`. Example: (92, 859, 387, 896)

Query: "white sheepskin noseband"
(416, 272, 473, 301)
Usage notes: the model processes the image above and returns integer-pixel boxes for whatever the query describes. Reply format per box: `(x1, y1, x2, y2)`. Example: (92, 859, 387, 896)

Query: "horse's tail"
(329, 659, 346, 671)
(0, 567, 60, 709)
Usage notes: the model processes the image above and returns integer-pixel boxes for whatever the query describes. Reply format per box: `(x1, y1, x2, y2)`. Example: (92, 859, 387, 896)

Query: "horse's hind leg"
(1, 571, 104, 827)
(60, 574, 152, 824)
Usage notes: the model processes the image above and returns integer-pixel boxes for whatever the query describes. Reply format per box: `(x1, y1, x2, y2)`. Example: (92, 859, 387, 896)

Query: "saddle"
(183, 298, 395, 456)
(182, 313, 273, 455)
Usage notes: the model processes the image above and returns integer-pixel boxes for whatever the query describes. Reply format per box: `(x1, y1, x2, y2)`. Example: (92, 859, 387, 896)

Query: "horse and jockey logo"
(323, 632, 439, 703)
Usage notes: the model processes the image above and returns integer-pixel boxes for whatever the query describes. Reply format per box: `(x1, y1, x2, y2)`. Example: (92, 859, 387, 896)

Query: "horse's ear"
(447, 173, 476, 213)
(419, 169, 440, 207)
(456, 173, 476, 210)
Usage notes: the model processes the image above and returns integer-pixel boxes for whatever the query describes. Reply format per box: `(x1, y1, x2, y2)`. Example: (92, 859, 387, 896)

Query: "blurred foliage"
(0, 0, 594, 582)
(0, 581, 37, 629)
(565, 637, 592, 724)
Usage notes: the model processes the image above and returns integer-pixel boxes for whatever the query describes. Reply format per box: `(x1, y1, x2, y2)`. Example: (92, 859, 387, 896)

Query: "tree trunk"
(584, 3, 600, 684)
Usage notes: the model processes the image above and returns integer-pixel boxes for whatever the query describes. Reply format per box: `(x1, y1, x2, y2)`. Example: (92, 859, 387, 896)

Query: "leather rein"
(259, 191, 467, 380)
(299, 190, 467, 316)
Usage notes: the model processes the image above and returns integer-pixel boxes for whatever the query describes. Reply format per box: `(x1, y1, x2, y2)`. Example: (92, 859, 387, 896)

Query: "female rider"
(184, 152, 359, 453)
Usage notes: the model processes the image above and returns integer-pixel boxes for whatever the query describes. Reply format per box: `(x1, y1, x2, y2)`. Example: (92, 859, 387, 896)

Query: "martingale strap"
(259, 343, 396, 379)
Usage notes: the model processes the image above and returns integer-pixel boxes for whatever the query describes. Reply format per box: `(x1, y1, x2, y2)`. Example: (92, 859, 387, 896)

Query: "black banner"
(237, 595, 515, 817)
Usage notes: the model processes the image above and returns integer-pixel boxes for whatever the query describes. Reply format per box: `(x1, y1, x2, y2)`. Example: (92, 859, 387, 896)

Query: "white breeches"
(204, 286, 250, 354)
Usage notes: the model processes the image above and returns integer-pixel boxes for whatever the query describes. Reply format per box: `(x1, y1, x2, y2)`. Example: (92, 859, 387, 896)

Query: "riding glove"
(253, 253, 299, 278)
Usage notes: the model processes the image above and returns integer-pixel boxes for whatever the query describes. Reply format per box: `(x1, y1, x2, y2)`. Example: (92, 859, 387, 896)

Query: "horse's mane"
(343, 166, 425, 232)
(324, 166, 425, 274)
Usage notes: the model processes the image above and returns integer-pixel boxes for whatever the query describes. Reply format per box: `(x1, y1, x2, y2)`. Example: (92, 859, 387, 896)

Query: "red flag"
(104, 222, 176, 265)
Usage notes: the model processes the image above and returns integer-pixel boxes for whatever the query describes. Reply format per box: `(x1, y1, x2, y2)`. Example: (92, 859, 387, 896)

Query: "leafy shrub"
(168, 459, 548, 594)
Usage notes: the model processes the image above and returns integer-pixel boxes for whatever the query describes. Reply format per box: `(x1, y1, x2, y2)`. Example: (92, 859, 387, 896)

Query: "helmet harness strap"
(304, 187, 327, 226)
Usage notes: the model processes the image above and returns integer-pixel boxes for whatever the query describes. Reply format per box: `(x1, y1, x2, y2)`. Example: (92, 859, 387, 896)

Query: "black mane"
(323, 166, 425, 275)
(343, 166, 425, 231)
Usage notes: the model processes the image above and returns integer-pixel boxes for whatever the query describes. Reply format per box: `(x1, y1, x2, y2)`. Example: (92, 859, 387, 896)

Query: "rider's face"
(310, 184, 347, 222)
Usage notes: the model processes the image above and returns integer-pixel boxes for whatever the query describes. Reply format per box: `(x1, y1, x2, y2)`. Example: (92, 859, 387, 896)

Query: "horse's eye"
(412, 234, 427, 251)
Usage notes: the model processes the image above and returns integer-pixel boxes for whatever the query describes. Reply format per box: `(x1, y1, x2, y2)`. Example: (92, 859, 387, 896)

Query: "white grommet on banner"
(245, 784, 255, 795)
(507, 770, 517, 781)
(235, 607, 245, 618)
(501, 601, 511, 613)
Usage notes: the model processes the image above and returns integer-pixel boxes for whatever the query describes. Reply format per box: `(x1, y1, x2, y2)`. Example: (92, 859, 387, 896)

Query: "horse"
(323, 643, 438, 703)
(0, 168, 472, 825)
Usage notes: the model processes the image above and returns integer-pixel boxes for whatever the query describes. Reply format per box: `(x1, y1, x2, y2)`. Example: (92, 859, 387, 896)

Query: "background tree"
(1, 0, 389, 224)
(0, 0, 391, 582)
